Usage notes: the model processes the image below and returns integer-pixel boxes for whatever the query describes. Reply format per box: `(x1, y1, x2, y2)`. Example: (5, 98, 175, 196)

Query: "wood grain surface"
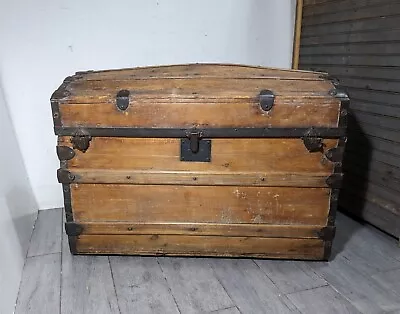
(54, 64, 338, 129)
(71, 184, 330, 225)
(75, 234, 325, 259)
(75, 63, 323, 80)
(70, 170, 335, 187)
(69, 222, 328, 238)
(67, 77, 332, 96)
(59, 97, 339, 128)
(60, 137, 338, 173)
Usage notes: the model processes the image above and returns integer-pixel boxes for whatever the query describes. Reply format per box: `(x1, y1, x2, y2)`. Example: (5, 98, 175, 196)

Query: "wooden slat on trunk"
(70, 184, 330, 225)
(75, 234, 325, 259)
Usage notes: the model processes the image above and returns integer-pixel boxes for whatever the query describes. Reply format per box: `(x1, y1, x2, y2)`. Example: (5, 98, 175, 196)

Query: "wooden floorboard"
(15, 254, 61, 314)
(60, 227, 120, 314)
(109, 256, 179, 314)
(333, 223, 400, 276)
(287, 285, 362, 314)
(27, 208, 62, 257)
(158, 257, 234, 313)
(212, 306, 241, 314)
(336, 212, 400, 263)
(211, 258, 300, 314)
(308, 256, 400, 314)
(371, 268, 400, 298)
(254, 259, 328, 294)
(17, 210, 400, 314)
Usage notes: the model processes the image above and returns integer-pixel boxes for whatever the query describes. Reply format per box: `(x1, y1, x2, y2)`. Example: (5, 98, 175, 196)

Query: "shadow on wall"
(5, 188, 38, 258)
(334, 100, 373, 256)
(0, 75, 38, 263)
(339, 106, 373, 218)
(0, 74, 38, 313)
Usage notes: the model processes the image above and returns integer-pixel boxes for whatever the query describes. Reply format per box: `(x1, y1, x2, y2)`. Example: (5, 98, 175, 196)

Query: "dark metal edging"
(62, 183, 73, 222)
(323, 240, 333, 261)
(68, 236, 78, 255)
(54, 126, 346, 138)
(56, 146, 75, 160)
(60, 160, 73, 223)
(322, 84, 348, 261)
(51, 76, 74, 128)
(65, 222, 84, 236)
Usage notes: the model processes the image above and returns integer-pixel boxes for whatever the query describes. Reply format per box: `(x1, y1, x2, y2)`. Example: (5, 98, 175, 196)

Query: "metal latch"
(116, 89, 130, 111)
(188, 132, 201, 154)
(180, 131, 211, 162)
(259, 89, 275, 112)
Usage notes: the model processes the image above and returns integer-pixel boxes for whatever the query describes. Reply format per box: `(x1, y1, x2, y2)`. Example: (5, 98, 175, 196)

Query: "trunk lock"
(180, 131, 211, 162)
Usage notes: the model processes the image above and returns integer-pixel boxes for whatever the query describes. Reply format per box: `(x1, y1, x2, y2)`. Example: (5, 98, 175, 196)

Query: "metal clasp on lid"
(259, 89, 275, 112)
(116, 89, 130, 111)
(187, 131, 202, 154)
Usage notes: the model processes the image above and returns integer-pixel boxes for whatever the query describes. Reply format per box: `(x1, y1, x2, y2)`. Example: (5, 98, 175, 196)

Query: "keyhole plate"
(180, 138, 211, 162)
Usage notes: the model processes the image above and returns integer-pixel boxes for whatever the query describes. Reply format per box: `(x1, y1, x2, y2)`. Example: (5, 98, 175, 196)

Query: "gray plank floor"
(15, 208, 400, 314)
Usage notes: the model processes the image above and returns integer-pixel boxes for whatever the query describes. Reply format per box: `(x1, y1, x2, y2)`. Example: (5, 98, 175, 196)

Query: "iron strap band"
(54, 126, 346, 138)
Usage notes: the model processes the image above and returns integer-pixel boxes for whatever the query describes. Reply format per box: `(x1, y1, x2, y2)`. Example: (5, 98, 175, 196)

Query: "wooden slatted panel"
(54, 64, 340, 130)
(301, 0, 400, 238)
(70, 184, 331, 225)
(74, 235, 325, 259)
(60, 137, 337, 173)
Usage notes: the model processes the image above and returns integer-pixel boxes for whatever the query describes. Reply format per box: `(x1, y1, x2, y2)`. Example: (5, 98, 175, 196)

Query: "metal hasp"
(116, 89, 130, 111)
(259, 89, 275, 112)
(188, 131, 201, 153)
(302, 127, 325, 153)
(180, 131, 211, 162)
(70, 129, 92, 153)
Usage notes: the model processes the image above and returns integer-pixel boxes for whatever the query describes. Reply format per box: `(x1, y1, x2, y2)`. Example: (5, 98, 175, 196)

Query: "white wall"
(0, 0, 296, 209)
(0, 77, 37, 313)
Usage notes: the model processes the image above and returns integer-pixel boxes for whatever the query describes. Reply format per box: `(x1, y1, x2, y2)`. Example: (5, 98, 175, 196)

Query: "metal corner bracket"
(56, 146, 75, 161)
(65, 222, 84, 236)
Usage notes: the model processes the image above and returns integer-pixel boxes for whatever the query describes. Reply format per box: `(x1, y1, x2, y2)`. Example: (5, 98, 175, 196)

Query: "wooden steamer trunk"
(51, 64, 348, 260)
